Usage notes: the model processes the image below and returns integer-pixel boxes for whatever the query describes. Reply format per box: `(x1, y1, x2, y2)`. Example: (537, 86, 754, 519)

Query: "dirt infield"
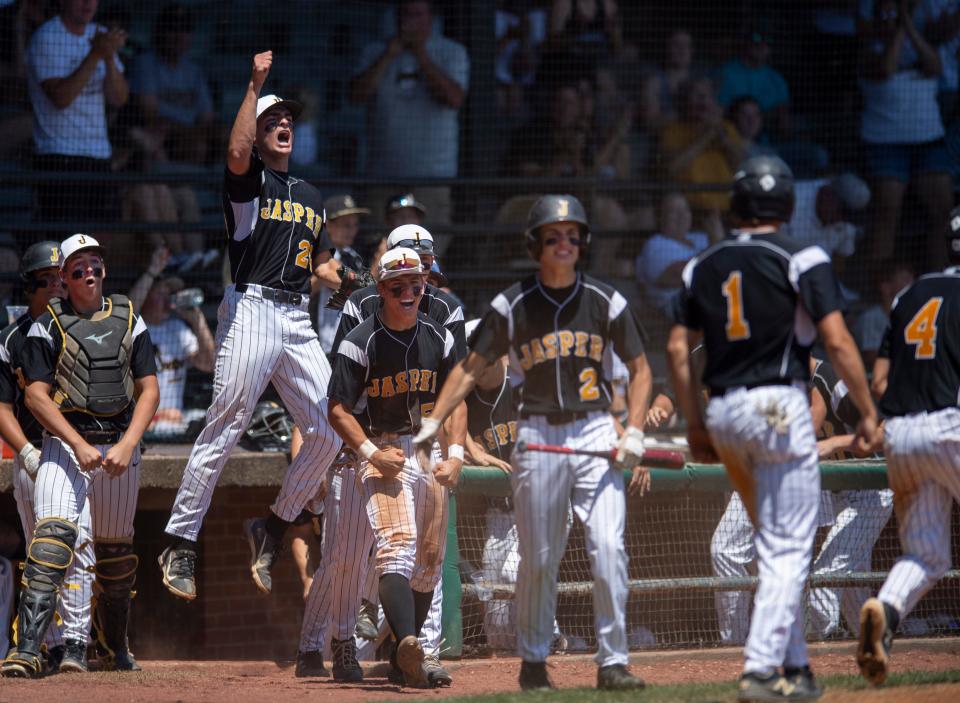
(1, 639, 958, 702)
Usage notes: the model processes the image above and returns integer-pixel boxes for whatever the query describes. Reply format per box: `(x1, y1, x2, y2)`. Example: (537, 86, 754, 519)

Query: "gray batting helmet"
(524, 194, 591, 259)
(731, 156, 795, 225)
(20, 241, 62, 282)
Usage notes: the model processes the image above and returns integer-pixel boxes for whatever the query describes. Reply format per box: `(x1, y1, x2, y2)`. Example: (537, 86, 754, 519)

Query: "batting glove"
(19, 444, 41, 478)
(413, 417, 441, 447)
(614, 426, 645, 469)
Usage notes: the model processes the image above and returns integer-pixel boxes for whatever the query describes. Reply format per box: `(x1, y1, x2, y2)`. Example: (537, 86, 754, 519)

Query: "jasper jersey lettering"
(470, 273, 646, 415)
(222, 150, 333, 294)
(328, 312, 456, 436)
(674, 232, 843, 391)
(0, 313, 44, 444)
(879, 267, 960, 417)
(333, 283, 466, 360)
(467, 371, 519, 461)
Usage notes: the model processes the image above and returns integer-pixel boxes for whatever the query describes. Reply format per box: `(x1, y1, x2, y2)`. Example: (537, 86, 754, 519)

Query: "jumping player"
(2, 234, 159, 678)
(0, 242, 94, 674)
(160, 51, 341, 600)
(668, 156, 879, 702)
(414, 194, 652, 691)
(856, 208, 960, 686)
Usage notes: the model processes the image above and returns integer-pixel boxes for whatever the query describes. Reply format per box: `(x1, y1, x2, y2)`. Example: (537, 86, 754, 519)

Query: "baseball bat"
(515, 440, 686, 469)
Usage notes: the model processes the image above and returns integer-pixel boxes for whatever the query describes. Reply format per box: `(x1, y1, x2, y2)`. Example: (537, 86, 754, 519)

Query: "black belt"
(709, 380, 794, 398)
(237, 283, 304, 305)
(519, 409, 590, 426)
(83, 431, 122, 444)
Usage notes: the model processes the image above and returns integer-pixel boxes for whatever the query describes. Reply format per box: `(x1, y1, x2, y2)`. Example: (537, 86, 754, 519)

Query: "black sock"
(413, 589, 433, 637)
(265, 511, 291, 543)
(883, 601, 901, 633)
(173, 536, 197, 552)
(379, 573, 416, 641)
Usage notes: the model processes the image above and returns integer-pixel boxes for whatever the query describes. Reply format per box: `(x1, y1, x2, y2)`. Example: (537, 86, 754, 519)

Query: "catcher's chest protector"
(49, 295, 135, 416)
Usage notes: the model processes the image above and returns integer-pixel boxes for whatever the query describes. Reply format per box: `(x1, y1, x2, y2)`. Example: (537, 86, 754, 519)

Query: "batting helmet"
(241, 401, 294, 452)
(524, 195, 591, 260)
(19, 241, 62, 282)
(730, 156, 795, 225)
(947, 205, 960, 261)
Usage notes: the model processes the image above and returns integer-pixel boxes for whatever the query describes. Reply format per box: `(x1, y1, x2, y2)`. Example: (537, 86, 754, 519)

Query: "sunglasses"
(387, 283, 423, 298)
(380, 253, 422, 274)
(543, 236, 581, 247)
(70, 267, 103, 280)
(392, 238, 433, 252)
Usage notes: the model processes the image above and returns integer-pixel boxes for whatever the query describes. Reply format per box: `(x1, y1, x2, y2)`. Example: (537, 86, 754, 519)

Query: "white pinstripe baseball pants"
(706, 385, 819, 674)
(13, 452, 95, 646)
(166, 285, 342, 540)
(877, 407, 960, 617)
(512, 412, 628, 668)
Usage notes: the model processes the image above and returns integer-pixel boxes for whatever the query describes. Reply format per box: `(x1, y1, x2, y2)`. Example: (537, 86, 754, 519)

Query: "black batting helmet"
(524, 194, 591, 260)
(947, 206, 960, 261)
(730, 156, 795, 225)
(20, 241, 62, 282)
(240, 401, 294, 452)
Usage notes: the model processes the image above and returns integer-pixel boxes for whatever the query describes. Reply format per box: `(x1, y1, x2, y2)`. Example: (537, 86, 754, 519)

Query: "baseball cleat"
(597, 663, 645, 690)
(783, 665, 823, 701)
(423, 653, 453, 687)
(331, 637, 363, 682)
(858, 598, 895, 686)
(158, 545, 198, 601)
(518, 660, 553, 690)
(1, 650, 42, 678)
(58, 639, 89, 673)
(45, 644, 66, 674)
(243, 518, 283, 595)
(355, 599, 379, 641)
(738, 670, 810, 701)
(395, 635, 428, 688)
(295, 650, 330, 678)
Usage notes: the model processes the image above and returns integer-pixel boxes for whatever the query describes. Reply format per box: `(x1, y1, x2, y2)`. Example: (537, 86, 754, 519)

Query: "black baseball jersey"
(470, 273, 646, 415)
(21, 298, 157, 434)
(328, 312, 456, 436)
(467, 371, 519, 461)
(0, 313, 44, 445)
(223, 150, 333, 295)
(811, 358, 862, 437)
(879, 267, 960, 417)
(333, 283, 466, 359)
(674, 231, 844, 391)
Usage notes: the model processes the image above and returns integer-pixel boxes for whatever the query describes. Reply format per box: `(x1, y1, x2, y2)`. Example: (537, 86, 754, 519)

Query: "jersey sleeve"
(131, 316, 158, 378)
(0, 347, 16, 404)
(328, 339, 368, 411)
(470, 301, 510, 362)
(672, 259, 702, 329)
(21, 323, 57, 384)
(224, 152, 264, 203)
(331, 292, 364, 355)
(791, 247, 844, 322)
(436, 328, 457, 391)
(444, 306, 466, 361)
(608, 291, 646, 362)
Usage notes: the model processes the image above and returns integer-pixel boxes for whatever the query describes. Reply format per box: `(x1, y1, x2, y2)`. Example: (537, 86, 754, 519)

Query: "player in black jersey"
(323, 248, 462, 688)
(669, 156, 879, 702)
(415, 194, 651, 692)
(161, 51, 342, 601)
(856, 207, 960, 686)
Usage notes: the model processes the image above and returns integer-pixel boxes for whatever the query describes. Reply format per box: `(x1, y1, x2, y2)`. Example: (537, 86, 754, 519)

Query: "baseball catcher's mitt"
(326, 266, 375, 310)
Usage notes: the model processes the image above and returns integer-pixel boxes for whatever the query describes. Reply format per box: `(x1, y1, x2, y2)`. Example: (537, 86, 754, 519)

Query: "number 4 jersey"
(674, 231, 844, 392)
(879, 267, 960, 417)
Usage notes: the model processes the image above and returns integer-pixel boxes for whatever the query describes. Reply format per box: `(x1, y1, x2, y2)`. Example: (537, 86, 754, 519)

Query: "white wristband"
(359, 440, 378, 460)
(447, 444, 464, 461)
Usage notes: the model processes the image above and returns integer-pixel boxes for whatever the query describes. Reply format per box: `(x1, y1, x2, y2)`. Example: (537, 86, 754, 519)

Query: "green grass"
(441, 669, 960, 703)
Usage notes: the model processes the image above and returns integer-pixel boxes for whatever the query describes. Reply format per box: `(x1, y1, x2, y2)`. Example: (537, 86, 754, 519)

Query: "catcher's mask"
(241, 400, 294, 452)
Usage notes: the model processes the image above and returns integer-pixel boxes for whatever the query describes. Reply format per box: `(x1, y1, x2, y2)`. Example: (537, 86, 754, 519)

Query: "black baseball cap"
(386, 193, 427, 216)
(324, 194, 370, 220)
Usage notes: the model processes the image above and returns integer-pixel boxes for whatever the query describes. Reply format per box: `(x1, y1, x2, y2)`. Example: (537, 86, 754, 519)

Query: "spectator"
(727, 95, 778, 159)
(129, 2, 214, 165)
(369, 192, 429, 265)
(851, 259, 916, 368)
(349, 0, 469, 224)
(495, 0, 549, 118)
(716, 26, 791, 136)
(640, 28, 695, 129)
(0, 245, 18, 311)
(543, 0, 626, 74)
(26, 0, 129, 221)
(858, 0, 953, 270)
(781, 173, 871, 272)
(635, 192, 712, 315)
(659, 76, 744, 218)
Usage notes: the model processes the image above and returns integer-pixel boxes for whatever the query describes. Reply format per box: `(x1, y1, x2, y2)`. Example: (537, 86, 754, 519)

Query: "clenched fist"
(252, 51, 273, 91)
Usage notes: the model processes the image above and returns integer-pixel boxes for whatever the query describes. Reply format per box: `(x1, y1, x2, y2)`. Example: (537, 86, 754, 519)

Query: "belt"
(236, 283, 304, 305)
(709, 380, 796, 398)
(519, 409, 590, 426)
(83, 431, 121, 444)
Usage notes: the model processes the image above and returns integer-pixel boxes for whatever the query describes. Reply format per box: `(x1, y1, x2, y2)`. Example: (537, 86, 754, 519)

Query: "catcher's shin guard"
(92, 540, 141, 671)
(2, 518, 77, 677)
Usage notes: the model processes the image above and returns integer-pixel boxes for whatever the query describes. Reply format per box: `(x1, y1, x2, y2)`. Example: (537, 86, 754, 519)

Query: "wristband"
(359, 440, 378, 460)
(447, 444, 464, 461)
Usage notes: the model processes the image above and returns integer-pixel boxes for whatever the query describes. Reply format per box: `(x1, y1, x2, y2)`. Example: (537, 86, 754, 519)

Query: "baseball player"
(669, 156, 879, 702)
(159, 51, 342, 600)
(320, 248, 462, 687)
(414, 194, 652, 691)
(2, 234, 159, 678)
(0, 242, 94, 674)
(856, 208, 960, 686)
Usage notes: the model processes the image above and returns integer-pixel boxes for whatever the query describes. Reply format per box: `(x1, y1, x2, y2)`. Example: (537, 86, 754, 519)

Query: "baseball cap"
(387, 224, 434, 252)
(827, 173, 870, 213)
(378, 247, 427, 281)
(256, 94, 303, 121)
(60, 233, 104, 267)
(323, 194, 370, 220)
(386, 193, 427, 216)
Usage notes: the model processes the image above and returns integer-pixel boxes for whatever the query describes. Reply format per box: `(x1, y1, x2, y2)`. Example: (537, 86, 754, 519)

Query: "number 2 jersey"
(879, 267, 960, 417)
(470, 273, 646, 415)
(674, 231, 844, 391)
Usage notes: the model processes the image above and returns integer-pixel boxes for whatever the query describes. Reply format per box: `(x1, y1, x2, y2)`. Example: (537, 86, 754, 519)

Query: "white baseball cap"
(378, 247, 427, 281)
(256, 94, 303, 121)
(387, 224, 434, 253)
(59, 233, 103, 268)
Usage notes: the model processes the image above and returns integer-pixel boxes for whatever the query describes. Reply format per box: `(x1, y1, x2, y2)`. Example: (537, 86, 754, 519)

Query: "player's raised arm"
(227, 51, 272, 175)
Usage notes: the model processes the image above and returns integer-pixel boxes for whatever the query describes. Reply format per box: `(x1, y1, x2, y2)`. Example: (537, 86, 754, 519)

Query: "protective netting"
(454, 470, 960, 654)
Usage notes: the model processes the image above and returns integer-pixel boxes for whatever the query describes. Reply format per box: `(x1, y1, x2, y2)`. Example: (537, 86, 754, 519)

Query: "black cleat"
(739, 670, 815, 701)
(159, 544, 198, 601)
(295, 650, 330, 678)
(1, 649, 42, 679)
(58, 639, 89, 673)
(243, 518, 283, 595)
(423, 653, 452, 687)
(518, 660, 553, 691)
(857, 598, 896, 686)
(331, 637, 363, 682)
(783, 665, 823, 701)
(597, 663, 645, 690)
